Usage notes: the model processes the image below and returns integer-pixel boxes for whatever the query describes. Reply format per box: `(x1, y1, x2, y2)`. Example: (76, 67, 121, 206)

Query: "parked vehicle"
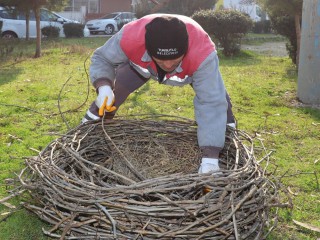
(86, 12, 136, 35)
(0, 7, 90, 38)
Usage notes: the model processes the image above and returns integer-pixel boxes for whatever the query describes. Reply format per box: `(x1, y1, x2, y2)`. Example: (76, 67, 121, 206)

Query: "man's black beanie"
(145, 16, 189, 60)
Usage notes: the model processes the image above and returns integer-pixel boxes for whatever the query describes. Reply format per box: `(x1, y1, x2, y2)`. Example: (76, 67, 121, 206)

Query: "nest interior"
(20, 115, 284, 239)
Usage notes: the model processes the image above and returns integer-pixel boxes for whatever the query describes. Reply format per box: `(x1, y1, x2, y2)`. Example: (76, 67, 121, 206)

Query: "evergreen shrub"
(192, 9, 253, 56)
(42, 26, 60, 38)
(63, 23, 84, 38)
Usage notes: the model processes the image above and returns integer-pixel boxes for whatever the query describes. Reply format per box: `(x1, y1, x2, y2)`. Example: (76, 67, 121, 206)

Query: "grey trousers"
(85, 62, 235, 123)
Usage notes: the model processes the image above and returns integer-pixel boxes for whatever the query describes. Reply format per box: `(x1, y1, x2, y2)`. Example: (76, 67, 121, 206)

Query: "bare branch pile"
(18, 115, 290, 239)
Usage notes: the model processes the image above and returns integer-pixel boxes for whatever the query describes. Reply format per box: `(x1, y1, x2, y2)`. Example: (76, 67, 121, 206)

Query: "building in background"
(57, 0, 133, 23)
(223, 0, 267, 22)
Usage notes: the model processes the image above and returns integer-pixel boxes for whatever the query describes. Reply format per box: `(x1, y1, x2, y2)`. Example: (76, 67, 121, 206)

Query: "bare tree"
(135, 0, 171, 17)
(135, 0, 217, 17)
(164, 0, 217, 16)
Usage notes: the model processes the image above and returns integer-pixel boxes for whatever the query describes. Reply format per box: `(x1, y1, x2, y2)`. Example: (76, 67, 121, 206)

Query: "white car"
(0, 7, 90, 38)
(86, 12, 136, 35)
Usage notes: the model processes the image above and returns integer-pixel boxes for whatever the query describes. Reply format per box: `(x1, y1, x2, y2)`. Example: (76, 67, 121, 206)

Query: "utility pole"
(297, 0, 320, 104)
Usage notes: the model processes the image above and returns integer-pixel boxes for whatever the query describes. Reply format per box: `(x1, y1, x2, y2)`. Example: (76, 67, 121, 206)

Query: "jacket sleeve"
(192, 51, 228, 158)
(89, 29, 128, 89)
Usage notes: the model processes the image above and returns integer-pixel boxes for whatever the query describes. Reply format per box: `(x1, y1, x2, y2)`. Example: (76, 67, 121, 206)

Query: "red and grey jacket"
(89, 14, 228, 158)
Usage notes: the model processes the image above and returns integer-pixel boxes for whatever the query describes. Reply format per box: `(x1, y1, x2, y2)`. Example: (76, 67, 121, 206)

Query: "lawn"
(0, 36, 319, 240)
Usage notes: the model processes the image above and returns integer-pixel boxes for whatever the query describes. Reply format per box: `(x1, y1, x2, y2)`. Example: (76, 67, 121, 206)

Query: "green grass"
(0, 36, 319, 239)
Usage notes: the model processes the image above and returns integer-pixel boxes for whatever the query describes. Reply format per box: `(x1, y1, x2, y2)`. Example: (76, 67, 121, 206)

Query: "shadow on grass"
(219, 50, 263, 67)
(297, 106, 320, 121)
(0, 39, 35, 86)
(0, 66, 23, 86)
(284, 65, 298, 80)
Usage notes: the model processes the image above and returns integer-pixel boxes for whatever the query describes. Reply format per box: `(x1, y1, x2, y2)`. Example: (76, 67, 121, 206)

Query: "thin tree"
(30, 0, 67, 58)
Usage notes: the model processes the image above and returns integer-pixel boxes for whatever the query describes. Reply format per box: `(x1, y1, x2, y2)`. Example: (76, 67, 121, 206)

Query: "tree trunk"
(297, 0, 320, 104)
(34, 6, 41, 58)
(26, 10, 30, 41)
(294, 13, 301, 67)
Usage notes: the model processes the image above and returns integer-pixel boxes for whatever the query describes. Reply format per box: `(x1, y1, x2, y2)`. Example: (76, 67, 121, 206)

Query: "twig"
(101, 115, 146, 181)
(0, 189, 25, 205)
(96, 203, 117, 239)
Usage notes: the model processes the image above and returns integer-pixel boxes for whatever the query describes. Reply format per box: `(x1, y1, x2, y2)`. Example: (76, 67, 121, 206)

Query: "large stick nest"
(18, 115, 289, 239)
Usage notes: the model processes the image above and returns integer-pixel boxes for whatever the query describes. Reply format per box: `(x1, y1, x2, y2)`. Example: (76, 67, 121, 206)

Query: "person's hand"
(96, 85, 116, 116)
(198, 158, 220, 174)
